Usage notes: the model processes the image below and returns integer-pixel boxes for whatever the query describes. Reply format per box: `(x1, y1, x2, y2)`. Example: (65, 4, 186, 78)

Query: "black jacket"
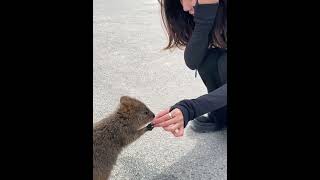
(170, 2, 227, 127)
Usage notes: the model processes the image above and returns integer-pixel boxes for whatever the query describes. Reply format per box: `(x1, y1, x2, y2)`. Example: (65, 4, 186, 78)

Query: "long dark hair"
(159, 0, 227, 50)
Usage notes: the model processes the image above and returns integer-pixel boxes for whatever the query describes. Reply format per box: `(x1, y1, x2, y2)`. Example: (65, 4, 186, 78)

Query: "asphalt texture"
(93, 0, 227, 179)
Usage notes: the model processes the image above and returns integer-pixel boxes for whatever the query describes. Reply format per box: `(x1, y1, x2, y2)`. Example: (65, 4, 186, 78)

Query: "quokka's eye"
(144, 111, 148, 115)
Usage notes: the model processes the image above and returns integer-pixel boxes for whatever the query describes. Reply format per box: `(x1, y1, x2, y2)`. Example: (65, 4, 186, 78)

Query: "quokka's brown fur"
(93, 96, 155, 180)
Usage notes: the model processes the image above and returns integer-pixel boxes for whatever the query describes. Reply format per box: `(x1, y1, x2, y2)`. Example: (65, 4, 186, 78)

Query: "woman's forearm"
(171, 83, 227, 127)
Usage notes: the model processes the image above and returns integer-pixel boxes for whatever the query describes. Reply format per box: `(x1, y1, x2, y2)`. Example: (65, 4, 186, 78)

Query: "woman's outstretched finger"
(168, 122, 182, 132)
(153, 112, 174, 126)
(156, 116, 180, 127)
(163, 124, 175, 132)
(154, 109, 170, 119)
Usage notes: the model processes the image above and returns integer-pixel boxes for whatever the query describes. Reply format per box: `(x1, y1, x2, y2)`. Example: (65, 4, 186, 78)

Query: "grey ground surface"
(93, 0, 227, 179)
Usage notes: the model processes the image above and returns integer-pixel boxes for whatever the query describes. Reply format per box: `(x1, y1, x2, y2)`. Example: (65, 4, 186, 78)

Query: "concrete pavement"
(93, 0, 227, 179)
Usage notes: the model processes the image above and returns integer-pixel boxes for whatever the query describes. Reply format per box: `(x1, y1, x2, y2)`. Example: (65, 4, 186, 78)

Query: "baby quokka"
(93, 96, 154, 180)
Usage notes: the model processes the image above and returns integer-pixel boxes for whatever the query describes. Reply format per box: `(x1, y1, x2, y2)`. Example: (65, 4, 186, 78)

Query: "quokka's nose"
(152, 113, 155, 118)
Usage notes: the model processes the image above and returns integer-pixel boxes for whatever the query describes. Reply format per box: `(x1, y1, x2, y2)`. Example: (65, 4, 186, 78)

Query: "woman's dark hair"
(159, 0, 227, 49)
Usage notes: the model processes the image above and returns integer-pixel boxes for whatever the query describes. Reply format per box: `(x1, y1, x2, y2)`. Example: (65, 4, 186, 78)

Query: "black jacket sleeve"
(184, 2, 219, 70)
(170, 83, 227, 128)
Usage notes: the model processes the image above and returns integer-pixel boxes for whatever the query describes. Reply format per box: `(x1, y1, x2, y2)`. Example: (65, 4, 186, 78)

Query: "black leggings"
(198, 48, 227, 126)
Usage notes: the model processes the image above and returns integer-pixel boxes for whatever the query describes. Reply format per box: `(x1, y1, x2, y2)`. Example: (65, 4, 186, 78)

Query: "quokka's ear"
(120, 96, 132, 105)
(119, 96, 134, 114)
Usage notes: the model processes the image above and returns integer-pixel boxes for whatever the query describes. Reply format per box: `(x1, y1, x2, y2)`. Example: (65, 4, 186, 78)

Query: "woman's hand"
(152, 108, 185, 137)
